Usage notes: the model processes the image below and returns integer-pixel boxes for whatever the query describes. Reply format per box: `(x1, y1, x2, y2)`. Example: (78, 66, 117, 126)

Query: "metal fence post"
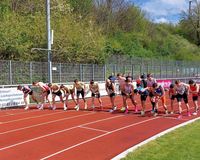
(9, 60, 12, 85)
(30, 62, 32, 83)
(59, 63, 62, 83)
(104, 64, 106, 80)
(79, 64, 83, 81)
(92, 64, 95, 80)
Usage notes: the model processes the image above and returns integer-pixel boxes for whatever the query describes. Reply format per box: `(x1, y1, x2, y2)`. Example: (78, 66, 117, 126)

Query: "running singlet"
(190, 84, 198, 96)
(147, 79, 157, 87)
(22, 86, 31, 94)
(154, 86, 163, 96)
(176, 84, 186, 95)
(124, 84, 133, 94)
(107, 83, 114, 93)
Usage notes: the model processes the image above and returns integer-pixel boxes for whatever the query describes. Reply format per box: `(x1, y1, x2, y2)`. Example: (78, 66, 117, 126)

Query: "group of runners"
(17, 73, 199, 119)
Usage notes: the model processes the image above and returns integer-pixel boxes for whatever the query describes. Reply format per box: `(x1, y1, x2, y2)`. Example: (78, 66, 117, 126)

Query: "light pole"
(46, 0, 52, 83)
(189, 0, 192, 17)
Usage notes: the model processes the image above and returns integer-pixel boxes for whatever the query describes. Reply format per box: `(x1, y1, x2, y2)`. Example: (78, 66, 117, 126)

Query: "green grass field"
(122, 120, 200, 160)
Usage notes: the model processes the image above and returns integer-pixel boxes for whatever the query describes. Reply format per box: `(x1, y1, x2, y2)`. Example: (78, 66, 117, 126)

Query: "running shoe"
(113, 106, 117, 111)
(170, 111, 174, 114)
(153, 113, 158, 117)
(193, 112, 197, 116)
(141, 111, 145, 116)
(24, 106, 29, 110)
(52, 106, 56, 110)
(177, 114, 182, 119)
(120, 107, 126, 112)
(39, 104, 44, 110)
(134, 107, 138, 113)
(187, 112, 191, 117)
(165, 110, 168, 115)
(125, 109, 129, 114)
(64, 106, 67, 111)
(75, 105, 80, 111)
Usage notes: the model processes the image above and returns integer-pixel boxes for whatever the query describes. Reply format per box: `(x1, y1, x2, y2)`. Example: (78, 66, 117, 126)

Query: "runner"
(174, 80, 191, 119)
(147, 73, 157, 113)
(121, 78, 137, 114)
(117, 73, 126, 110)
(32, 81, 52, 110)
(105, 79, 117, 112)
(168, 83, 176, 114)
(152, 83, 168, 116)
(188, 79, 199, 115)
(135, 74, 149, 116)
(60, 84, 77, 110)
(73, 79, 87, 111)
(17, 85, 39, 110)
(89, 80, 103, 110)
(48, 83, 66, 110)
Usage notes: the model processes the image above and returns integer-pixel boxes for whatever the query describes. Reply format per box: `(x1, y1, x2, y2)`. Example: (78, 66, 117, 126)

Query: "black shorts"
(52, 90, 62, 96)
(91, 92, 100, 98)
(28, 90, 33, 95)
(170, 95, 176, 100)
(77, 89, 85, 98)
(176, 93, 188, 103)
(141, 94, 148, 101)
(149, 92, 154, 98)
(43, 90, 50, 95)
(109, 93, 116, 97)
(193, 96, 198, 101)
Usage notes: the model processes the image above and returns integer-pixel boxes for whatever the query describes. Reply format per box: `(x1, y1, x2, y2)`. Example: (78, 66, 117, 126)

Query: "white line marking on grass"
(40, 117, 159, 160)
(111, 116, 200, 160)
(0, 115, 124, 151)
(0, 112, 95, 135)
(78, 126, 109, 133)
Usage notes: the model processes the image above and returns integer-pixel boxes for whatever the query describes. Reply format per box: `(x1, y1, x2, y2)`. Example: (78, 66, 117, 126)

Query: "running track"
(0, 95, 199, 160)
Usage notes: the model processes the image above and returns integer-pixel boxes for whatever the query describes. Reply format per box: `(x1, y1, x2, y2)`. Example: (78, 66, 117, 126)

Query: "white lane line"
(0, 111, 68, 124)
(78, 126, 109, 133)
(0, 115, 124, 151)
(112, 116, 200, 160)
(0, 110, 40, 118)
(0, 112, 95, 135)
(40, 117, 159, 160)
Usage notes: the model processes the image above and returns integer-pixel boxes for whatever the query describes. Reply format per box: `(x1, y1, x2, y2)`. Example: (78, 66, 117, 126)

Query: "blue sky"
(131, 0, 189, 23)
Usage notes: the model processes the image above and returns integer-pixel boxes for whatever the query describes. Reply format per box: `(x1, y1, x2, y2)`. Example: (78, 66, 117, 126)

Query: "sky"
(131, 0, 190, 24)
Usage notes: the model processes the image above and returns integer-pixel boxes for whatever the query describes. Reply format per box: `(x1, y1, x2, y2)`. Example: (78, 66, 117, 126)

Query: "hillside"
(0, 0, 200, 63)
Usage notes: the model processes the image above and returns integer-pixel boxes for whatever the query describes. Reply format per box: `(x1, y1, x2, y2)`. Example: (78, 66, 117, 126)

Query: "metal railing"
(0, 58, 200, 85)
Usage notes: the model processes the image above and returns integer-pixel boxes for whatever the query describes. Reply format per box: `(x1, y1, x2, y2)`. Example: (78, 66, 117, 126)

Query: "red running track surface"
(0, 94, 198, 160)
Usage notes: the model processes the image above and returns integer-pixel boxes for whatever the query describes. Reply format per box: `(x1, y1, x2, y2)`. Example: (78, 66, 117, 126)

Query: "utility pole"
(189, 0, 192, 18)
(46, 0, 52, 83)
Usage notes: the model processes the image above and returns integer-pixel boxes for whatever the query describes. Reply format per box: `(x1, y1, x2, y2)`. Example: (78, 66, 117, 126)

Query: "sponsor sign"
(157, 80, 172, 89)
(0, 88, 25, 108)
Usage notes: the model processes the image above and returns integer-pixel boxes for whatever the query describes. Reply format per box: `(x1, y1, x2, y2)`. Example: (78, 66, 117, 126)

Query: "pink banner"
(157, 79, 172, 88)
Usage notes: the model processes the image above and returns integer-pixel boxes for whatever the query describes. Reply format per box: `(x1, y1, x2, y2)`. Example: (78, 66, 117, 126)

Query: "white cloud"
(138, 0, 188, 23)
(154, 17, 169, 23)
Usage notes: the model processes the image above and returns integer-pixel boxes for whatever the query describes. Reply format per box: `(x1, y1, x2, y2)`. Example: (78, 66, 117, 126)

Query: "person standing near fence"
(89, 80, 103, 110)
(188, 79, 199, 115)
(174, 80, 191, 119)
(17, 85, 39, 110)
(32, 81, 52, 110)
(60, 84, 77, 110)
(73, 79, 87, 111)
(48, 83, 66, 110)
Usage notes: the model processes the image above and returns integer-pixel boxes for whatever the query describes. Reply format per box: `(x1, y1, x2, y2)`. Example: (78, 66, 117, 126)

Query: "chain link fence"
(0, 57, 200, 85)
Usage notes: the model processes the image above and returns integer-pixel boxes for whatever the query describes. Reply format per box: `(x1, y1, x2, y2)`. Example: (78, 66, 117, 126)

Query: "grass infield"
(122, 120, 200, 160)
